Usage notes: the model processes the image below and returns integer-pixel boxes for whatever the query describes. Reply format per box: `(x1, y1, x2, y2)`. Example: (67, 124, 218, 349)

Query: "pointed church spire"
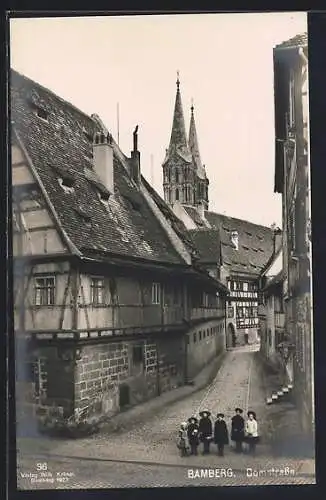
(165, 72, 192, 163)
(189, 101, 205, 178)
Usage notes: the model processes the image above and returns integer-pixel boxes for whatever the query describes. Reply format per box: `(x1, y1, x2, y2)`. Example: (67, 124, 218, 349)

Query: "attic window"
(222, 226, 230, 232)
(96, 192, 110, 208)
(258, 248, 264, 252)
(245, 231, 252, 237)
(58, 178, 74, 194)
(252, 248, 258, 252)
(35, 106, 49, 121)
(242, 245, 249, 250)
(257, 235, 264, 241)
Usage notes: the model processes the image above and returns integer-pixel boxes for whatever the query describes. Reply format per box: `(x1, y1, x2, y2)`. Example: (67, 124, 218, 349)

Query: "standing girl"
(245, 411, 259, 455)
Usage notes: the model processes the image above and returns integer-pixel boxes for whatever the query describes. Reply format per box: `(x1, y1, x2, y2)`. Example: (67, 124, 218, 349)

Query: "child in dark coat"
(214, 413, 229, 456)
(187, 416, 200, 455)
(231, 407, 245, 453)
(198, 410, 213, 455)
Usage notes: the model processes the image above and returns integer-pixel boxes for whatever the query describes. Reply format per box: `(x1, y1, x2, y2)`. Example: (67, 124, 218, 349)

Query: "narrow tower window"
(176, 188, 179, 201)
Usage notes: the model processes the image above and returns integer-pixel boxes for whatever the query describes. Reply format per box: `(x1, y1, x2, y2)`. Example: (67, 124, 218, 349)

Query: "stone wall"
(186, 318, 225, 379)
(73, 333, 185, 425)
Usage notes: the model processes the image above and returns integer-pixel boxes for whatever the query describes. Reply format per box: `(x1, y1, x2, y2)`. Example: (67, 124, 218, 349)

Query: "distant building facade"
(273, 33, 313, 437)
(11, 70, 228, 434)
(258, 246, 286, 374)
(163, 77, 275, 348)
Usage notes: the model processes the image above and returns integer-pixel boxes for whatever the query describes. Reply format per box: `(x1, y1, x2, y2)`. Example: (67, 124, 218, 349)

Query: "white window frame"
(91, 277, 105, 305)
(35, 275, 55, 305)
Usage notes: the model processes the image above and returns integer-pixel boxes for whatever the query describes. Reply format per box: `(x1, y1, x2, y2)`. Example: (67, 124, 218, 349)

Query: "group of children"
(176, 407, 259, 457)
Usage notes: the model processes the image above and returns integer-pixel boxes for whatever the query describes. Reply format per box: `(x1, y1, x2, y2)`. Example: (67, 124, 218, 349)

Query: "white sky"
(10, 12, 307, 227)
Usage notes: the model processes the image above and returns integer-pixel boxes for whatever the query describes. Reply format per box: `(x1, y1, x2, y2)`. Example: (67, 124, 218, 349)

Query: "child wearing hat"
(231, 408, 245, 453)
(187, 416, 200, 455)
(245, 411, 259, 455)
(176, 422, 190, 457)
(198, 410, 213, 455)
(214, 413, 229, 457)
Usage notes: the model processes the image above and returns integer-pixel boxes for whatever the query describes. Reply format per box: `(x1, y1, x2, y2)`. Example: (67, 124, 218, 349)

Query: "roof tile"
(11, 69, 188, 266)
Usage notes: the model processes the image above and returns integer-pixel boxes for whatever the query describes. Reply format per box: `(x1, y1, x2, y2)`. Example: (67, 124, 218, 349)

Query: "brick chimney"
(130, 125, 141, 185)
(93, 132, 114, 194)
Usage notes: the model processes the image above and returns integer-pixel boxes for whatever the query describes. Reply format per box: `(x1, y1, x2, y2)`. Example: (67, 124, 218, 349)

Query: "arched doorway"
(227, 323, 236, 349)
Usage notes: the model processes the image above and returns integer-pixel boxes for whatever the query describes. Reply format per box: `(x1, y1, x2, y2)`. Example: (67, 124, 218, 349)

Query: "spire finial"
(176, 70, 180, 90)
(191, 98, 194, 113)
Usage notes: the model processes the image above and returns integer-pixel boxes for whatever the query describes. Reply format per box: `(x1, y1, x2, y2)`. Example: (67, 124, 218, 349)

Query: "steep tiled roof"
(187, 229, 221, 265)
(204, 211, 274, 277)
(275, 32, 308, 50)
(184, 205, 208, 228)
(10, 69, 189, 266)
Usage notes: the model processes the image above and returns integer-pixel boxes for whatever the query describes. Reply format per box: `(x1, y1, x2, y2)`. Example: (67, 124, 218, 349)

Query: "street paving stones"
(16, 344, 316, 489)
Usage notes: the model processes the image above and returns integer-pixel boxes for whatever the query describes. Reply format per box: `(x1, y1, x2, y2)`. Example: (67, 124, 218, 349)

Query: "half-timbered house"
(11, 69, 228, 433)
(273, 32, 314, 439)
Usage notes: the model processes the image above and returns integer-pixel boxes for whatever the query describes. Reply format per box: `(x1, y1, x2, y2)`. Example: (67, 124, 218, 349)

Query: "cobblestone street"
(16, 344, 316, 489)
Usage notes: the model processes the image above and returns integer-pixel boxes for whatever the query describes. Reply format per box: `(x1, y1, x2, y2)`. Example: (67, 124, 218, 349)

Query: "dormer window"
(34, 106, 49, 121)
(58, 177, 74, 194)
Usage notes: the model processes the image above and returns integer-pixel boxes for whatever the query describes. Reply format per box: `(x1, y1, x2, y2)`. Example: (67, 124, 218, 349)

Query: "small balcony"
(275, 312, 285, 329)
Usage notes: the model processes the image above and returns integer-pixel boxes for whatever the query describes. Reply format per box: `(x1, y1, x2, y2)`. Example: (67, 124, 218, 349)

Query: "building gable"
(12, 139, 69, 256)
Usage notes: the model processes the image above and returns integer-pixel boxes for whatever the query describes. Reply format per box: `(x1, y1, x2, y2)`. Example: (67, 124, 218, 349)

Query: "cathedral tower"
(162, 75, 209, 210)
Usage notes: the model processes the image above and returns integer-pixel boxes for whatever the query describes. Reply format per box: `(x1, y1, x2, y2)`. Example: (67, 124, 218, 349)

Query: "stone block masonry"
(74, 334, 185, 426)
(75, 342, 129, 420)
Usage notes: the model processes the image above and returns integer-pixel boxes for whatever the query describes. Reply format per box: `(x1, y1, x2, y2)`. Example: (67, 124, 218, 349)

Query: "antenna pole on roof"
(150, 154, 154, 187)
(117, 102, 120, 146)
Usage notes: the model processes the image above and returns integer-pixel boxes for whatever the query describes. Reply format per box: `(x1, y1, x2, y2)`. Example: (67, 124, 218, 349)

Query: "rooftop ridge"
(205, 210, 275, 231)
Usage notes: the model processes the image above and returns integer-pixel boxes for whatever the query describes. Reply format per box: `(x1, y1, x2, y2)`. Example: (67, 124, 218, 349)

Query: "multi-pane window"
(91, 278, 105, 305)
(152, 283, 161, 304)
(243, 282, 248, 291)
(35, 276, 55, 305)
